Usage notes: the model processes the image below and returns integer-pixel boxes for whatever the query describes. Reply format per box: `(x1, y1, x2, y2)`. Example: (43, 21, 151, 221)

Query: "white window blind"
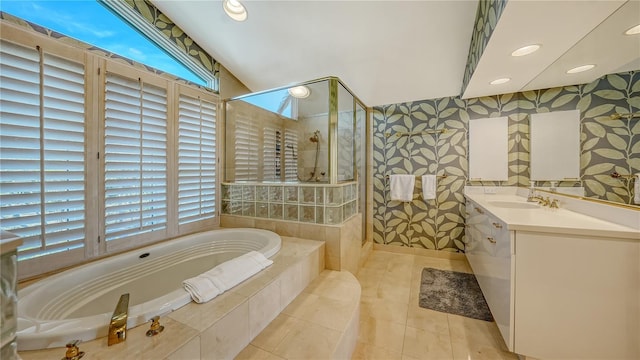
(263, 127, 281, 181)
(104, 73, 167, 241)
(284, 128, 298, 182)
(0, 41, 85, 260)
(234, 113, 258, 181)
(178, 93, 217, 225)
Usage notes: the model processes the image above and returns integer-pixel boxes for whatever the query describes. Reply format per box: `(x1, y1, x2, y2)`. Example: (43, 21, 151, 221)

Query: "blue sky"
(0, 0, 205, 85)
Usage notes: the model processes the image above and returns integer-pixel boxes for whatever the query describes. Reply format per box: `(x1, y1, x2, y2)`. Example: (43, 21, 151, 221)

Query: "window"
(104, 72, 168, 242)
(0, 0, 208, 86)
(0, 40, 86, 261)
(178, 89, 217, 225)
(234, 113, 259, 181)
(263, 127, 281, 181)
(0, 23, 218, 278)
(284, 129, 299, 182)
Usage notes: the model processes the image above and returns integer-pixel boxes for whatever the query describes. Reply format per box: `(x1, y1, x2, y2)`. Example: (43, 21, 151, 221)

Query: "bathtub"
(17, 228, 281, 351)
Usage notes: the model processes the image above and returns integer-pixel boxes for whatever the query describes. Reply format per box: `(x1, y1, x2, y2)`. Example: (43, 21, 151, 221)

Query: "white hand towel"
(635, 173, 640, 204)
(183, 251, 273, 303)
(182, 275, 222, 304)
(422, 175, 437, 200)
(389, 174, 415, 201)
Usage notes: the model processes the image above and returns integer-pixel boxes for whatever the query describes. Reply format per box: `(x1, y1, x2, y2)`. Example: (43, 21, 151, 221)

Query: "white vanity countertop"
(464, 190, 640, 240)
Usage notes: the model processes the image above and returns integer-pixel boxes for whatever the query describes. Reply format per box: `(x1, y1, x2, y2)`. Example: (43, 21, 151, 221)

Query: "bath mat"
(419, 268, 493, 321)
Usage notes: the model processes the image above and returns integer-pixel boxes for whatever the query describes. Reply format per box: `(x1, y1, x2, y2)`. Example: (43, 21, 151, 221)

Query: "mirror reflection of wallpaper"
(461, 0, 508, 94)
(373, 70, 639, 252)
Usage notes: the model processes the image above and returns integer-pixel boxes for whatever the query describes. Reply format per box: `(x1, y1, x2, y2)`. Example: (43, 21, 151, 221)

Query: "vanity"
(464, 187, 639, 359)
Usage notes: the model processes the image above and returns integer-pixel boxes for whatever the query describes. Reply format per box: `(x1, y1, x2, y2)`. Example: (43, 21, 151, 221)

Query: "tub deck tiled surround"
(222, 213, 363, 274)
(353, 250, 518, 360)
(236, 270, 361, 360)
(17, 237, 328, 360)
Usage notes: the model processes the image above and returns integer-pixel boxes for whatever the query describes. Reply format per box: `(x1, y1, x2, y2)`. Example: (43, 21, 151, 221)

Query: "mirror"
(530, 110, 580, 181)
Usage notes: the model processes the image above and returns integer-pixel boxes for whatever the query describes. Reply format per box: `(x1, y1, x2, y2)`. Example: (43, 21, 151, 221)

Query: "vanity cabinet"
(464, 196, 639, 359)
(464, 199, 514, 350)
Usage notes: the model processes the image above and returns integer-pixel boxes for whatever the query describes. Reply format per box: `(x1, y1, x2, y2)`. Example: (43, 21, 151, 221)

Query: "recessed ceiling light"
(511, 44, 541, 57)
(288, 86, 310, 98)
(625, 24, 640, 35)
(223, 0, 247, 21)
(490, 78, 511, 85)
(566, 64, 595, 74)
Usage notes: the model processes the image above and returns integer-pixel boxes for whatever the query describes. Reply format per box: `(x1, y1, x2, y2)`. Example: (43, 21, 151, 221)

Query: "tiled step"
(236, 270, 361, 360)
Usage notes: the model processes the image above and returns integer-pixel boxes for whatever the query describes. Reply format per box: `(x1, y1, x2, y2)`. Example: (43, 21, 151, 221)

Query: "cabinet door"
(514, 231, 639, 359)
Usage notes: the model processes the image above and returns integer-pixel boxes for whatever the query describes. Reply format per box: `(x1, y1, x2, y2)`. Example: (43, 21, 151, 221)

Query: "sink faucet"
(108, 293, 129, 346)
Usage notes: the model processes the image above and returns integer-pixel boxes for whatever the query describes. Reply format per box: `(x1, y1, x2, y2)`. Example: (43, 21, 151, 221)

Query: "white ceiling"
(464, 0, 640, 98)
(152, 0, 640, 107)
(152, 0, 478, 106)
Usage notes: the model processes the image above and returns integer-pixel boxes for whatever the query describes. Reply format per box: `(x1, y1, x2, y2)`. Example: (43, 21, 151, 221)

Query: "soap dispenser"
(527, 181, 536, 202)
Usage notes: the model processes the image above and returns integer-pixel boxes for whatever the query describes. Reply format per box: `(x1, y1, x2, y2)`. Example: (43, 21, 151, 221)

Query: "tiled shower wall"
(373, 71, 639, 252)
(222, 182, 358, 225)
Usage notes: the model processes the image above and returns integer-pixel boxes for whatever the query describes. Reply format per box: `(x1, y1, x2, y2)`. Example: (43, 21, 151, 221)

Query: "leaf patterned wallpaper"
(461, 0, 508, 94)
(373, 71, 639, 252)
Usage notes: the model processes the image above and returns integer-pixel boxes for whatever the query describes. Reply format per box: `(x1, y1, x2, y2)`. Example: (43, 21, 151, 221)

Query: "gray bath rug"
(419, 268, 493, 322)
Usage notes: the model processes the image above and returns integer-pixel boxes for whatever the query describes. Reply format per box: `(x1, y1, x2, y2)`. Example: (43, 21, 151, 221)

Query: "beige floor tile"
(356, 266, 386, 280)
(447, 315, 507, 351)
(451, 341, 519, 360)
(358, 316, 406, 353)
(402, 326, 454, 360)
(376, 279, 411, 304)
(360, 296, 408, 325)
(383, 255, 414, 280)
(359, 275, 381, 298)
(271, 319, 341, 360)
(406, 305, 450, 334)
(235, 345, 285, 360)
(412, 256, 472, 274)
(352, 341, 403, 360)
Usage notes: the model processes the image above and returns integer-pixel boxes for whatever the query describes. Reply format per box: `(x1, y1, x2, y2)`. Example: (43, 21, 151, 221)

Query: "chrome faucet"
(108, 293, 129, 346)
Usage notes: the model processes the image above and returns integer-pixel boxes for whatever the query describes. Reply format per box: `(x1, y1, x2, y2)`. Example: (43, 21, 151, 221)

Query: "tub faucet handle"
(146, 315, 165, 337)
(62, 340, 85, 360)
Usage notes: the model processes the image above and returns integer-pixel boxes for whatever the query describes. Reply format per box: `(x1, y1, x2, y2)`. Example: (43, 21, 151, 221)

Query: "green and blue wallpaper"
(373, 71, 640, 252)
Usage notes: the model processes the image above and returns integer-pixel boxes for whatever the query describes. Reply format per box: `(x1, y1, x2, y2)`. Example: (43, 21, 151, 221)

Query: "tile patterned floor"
(352, 250, 519, 360)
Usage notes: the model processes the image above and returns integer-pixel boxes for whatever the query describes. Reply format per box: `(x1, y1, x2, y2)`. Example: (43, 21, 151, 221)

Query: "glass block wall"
(221, 182, 358, 225)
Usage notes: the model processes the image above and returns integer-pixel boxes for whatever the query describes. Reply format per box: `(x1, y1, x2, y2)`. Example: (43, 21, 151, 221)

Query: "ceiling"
(152, 0, 640, 107)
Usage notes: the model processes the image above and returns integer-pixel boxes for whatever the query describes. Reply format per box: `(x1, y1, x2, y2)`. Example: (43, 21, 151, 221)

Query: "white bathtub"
(17, 228, 281, 351)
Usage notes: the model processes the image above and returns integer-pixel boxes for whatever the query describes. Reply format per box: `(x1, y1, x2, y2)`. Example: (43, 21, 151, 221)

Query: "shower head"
(309, 130, 320, 143)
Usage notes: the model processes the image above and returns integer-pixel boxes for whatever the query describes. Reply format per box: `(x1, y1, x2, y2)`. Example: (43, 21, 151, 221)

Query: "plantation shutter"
(234, 113, 258, 181)
(263, 127, 281, 181)
(178, 93, 217, 225)
(0, 41, 85, 260)
(104, 73, 167, 241)
(284, 128, 298, 181)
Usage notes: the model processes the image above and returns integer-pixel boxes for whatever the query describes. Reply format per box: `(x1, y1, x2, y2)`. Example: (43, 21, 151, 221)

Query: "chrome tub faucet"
(108, 293, 129, 346)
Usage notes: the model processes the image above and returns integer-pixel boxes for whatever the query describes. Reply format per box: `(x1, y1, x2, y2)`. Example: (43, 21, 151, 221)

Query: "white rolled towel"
(389, 174, 415, 201)
(422, 175, 436, 200)
(183, 251, 273, 303)
(635, 173, 640, 204)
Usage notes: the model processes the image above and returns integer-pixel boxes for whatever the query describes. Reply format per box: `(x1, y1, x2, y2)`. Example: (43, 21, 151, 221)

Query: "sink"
(488, 201, 540, 209)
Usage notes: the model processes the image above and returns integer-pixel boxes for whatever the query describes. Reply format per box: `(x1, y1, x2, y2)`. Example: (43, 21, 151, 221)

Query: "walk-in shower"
(222, 77, 367, 227)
